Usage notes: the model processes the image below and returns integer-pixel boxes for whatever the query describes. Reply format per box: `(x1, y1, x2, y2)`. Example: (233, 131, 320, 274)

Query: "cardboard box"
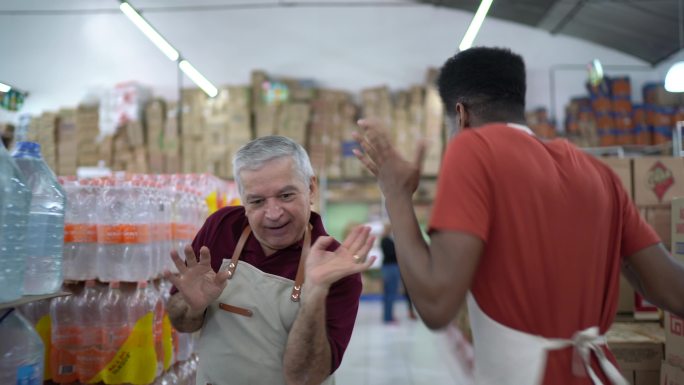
(671, 198, 684, 265)
(642, 207, 673, 250)
(635, 370, 660, 385)
(662, 361, 684, 384)
(601, 158, 634, 198)
(634, 158, 684, 206)
(666, 312, 684, 369)
(608, 322, 665, 371)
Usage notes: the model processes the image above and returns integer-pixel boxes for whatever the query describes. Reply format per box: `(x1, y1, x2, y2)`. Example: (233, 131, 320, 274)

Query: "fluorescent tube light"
(120, 1, 179, 61)
(179, 60, 218, 98)
(0, 82, 11, 93)
(459, 0, 494, 51)
(666, 61, 684, 92)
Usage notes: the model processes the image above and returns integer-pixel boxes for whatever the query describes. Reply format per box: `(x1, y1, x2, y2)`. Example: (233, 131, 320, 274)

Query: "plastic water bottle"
(12, 141, 66, 295)
(97, 178, 125, 282)
(75, 280, 103, 382)
(0, 141, 31, 302)
(0, 309, 44, 385)
(63, 179, 99, 280)
(50, 290, 80, 383)
(100, 281, 129, 371)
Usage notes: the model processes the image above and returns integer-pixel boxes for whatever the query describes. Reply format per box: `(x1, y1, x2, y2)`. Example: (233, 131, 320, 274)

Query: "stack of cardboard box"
(145, 99, 166, 173)
(423, 84, 444, 176)
(29, 112, 58, 171)
(309, 90, 351, 179)
(180, 89, 207, 174)
(56, 109, 78, 175)
(662, 311, 684, 383)
(565, 97, 599, 147)
(607, 322, 665, 385)
(75, 105, 100, 167)
(525, 108, 556, 138)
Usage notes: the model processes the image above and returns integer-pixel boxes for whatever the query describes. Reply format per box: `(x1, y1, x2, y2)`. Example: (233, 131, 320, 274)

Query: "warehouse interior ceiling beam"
(417, 0, 681, 65)
(0, 0, 681, 65)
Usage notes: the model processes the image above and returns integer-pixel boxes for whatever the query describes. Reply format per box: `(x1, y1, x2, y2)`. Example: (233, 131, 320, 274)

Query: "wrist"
(302, 282, 329, 304)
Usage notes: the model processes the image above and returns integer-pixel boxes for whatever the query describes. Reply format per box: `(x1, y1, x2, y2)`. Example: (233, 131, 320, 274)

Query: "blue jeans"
(382, 264, 401, 322)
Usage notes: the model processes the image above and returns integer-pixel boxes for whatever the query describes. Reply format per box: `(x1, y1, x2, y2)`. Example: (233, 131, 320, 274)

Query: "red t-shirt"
(173, 206, 361, 373)
(429, 123, 660, 384)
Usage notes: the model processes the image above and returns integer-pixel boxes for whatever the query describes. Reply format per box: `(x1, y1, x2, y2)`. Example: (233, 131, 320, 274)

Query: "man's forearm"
(283, 284, 331, 385)
(167, 292, 206, 333)
(384, 193, 439, 314)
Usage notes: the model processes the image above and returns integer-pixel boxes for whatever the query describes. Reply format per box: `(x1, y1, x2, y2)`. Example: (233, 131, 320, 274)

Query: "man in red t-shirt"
(165, 136, 375, 385)
(353, 47, 684, 385)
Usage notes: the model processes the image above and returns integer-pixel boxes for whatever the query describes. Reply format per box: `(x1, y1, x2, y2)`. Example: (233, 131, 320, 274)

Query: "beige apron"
(196, 225, 334, 385)
(467, 293, 627, 385)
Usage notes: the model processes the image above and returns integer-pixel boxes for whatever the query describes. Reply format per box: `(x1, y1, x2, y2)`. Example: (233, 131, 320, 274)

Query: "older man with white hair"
(166, 135, 375, 385)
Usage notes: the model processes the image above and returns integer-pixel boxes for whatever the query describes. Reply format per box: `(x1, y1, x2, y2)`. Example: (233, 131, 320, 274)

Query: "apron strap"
(290, 224, 312, 302)
(226, 226, 252, 279)
(546, 328, 628, 385)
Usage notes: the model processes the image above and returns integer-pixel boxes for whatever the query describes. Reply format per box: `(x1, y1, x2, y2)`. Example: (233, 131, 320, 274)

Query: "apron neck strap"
(290, 224, 312, 302)
(226, 226, 252, 279)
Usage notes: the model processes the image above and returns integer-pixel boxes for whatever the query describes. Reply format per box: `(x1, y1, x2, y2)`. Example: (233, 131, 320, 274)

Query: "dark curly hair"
(437, 47, 526, 122)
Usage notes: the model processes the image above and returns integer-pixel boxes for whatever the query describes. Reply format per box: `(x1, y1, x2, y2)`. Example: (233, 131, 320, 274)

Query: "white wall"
(0, 1, 660, 128)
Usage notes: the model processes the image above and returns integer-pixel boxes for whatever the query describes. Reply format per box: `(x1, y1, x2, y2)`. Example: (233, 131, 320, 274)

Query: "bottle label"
(162, 314, 174, 371)
(34, 315, 52, 381)
(98, 225, 123, 244)
(16, 363, 42, 385)
(65, 224, 97, 243)
(86, 312, 157, 385)
(50, 325, 79, 383)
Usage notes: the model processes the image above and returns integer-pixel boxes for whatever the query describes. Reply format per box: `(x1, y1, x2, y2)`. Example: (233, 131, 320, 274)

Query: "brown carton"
(634, 158, 684, 206)
(666, 312, 684, 369)
(661, 361, 684, 384)
(600, 158, 633, 198)
(671, 198, 684, 265)
(608, 322, 665, 371)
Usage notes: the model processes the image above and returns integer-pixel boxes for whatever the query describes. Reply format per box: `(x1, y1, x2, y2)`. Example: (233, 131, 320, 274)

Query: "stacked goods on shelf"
(565, 78, 684, 148)
(602, 157, 684, 320)
(525, 108, 556, 139)
(423, 81, 445, 176)
(76, 104, 100, 168)
(56, 109, 78, 176)
(587, 80, 618, 146)
(59, 174, 210, 282)
(565, 97, 598, 147)
(607, 322, 665, 385)
(642, 83, 684, 146)
(145, 99, 167, 174)
(310, 89, 353, 179)
(202, 86, 253, 179)
(36, 112, 58, 171)
(610, 77, 634, 146)
(662, 311, 684, 381)
(180, 89, 208, 174)
(18, 281, 198, 385)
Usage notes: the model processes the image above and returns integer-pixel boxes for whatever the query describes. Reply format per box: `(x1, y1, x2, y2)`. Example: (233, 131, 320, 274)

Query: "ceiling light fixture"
(459, 0, 494, 51)
(119, 1, 218, 97)
(179, 60, 218, 98)
(119, 1, 179, 61)
(0, 82, 11, 93)
(665, 0, 684, 92)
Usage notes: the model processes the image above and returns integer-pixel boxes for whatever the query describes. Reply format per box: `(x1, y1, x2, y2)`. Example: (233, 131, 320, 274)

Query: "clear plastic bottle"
(63, 179, 99, 281)
(128, 281, 156, 378)
(50, 292, 80, 383)
(75, 280, 103, 383)
(0, 140, 31, 302)
(0, 309, 44, 385)
(145, 282, 164, 377)
(97, 178, 125, 282)
(11, 141, 66, 295)
(100, 281, 129, 376)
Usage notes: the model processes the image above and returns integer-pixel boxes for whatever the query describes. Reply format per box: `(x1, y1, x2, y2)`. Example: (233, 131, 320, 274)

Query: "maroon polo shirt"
(172, 206, 362, 373)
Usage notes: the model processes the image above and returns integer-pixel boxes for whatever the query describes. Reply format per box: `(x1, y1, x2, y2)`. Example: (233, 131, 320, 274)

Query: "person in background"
(380, 223, 416, 324)
(165, 135, 375, 385)
(353, 47, 684, 385)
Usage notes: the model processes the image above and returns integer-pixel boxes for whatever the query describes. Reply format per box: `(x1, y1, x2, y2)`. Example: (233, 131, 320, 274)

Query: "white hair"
(232, 135, 315, 197)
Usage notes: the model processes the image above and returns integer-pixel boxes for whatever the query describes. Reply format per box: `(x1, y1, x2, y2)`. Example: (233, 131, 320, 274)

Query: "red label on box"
(649, 161, 674, 203)
(671, 314, 684, 337)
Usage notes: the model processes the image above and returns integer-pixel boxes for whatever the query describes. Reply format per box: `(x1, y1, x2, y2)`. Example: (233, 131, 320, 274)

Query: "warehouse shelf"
(0, 291, 70, 310)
